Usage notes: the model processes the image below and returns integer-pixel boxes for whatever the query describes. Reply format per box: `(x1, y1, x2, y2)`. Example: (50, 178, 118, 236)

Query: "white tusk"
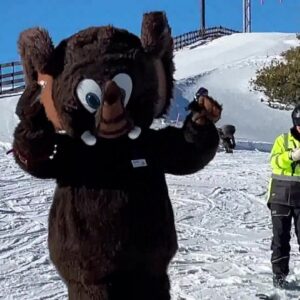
(81, 130, 97, 146)
(128, 126, 141, 140)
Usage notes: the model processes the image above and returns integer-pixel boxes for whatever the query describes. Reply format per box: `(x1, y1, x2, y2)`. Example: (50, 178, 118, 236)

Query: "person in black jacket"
(218, 125, 236, 153)
(194, 87, 208, 99)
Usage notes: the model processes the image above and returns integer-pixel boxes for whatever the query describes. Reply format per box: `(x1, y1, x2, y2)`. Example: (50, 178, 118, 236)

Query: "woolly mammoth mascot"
(13, 11, 222, 300)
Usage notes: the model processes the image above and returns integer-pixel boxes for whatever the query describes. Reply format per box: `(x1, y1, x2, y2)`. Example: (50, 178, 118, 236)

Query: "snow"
(0, 94, 20, 147)
(1, 32, 300, 299)
(172, 32, 299, 144)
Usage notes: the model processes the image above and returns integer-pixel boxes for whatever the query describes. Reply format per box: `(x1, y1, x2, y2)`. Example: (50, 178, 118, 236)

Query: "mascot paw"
(191, 95, 222, 125)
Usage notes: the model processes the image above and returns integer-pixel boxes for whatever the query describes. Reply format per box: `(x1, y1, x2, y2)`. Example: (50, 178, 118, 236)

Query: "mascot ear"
(18, 28, 54, 85)
(18, 28, 63, 130)
(141, 11, 175, 117)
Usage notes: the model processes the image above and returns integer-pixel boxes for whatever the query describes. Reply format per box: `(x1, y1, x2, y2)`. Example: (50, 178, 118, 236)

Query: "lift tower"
(200, 0, 206, 34)
(243, 0, 251, 32)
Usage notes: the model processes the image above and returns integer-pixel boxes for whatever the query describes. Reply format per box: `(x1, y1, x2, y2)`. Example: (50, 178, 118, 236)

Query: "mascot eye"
(112, 73, 132, 107)
(86, 93, 101, 109)
(76, 79, 102, 113)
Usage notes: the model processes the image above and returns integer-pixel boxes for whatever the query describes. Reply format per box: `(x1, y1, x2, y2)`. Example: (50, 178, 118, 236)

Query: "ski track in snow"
(1, 148, 300, 299)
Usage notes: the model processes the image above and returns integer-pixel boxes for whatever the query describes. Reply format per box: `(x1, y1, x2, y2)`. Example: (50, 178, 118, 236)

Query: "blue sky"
(1, 0, 299, 63)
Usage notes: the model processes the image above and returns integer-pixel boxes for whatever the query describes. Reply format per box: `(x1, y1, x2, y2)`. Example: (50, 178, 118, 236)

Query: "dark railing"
(0, 61, 25, 96)
(174, 26, 239, 50)
(0, 26, 238, 96)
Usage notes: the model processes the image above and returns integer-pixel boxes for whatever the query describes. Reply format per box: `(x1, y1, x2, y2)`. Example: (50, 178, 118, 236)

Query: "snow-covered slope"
(0, 94, 20, 146)
(2, 147, 300, 299)
(172, 32, 299, 143)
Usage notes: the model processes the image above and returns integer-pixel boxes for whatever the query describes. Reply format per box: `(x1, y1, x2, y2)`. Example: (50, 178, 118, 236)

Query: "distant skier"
(186, 87, 209, 112)
(194, 87, 209, 99)
(218, 124, 236, 153)
(267, 104, 300, 288)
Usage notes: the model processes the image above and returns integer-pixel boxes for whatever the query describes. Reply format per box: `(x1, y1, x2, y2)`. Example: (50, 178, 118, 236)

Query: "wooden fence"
(0, 26, 238, 96)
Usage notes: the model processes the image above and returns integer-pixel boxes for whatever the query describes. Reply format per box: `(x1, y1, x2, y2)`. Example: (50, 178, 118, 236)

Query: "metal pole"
(12, 62, 15, 91)
(247, 0, 251, 32)
(200, 0, 206, 34)
(243, 0, 251, 32)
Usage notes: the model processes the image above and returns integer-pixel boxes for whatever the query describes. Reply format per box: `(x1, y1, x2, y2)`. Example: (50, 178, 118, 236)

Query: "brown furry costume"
(13, 12, 222, 300)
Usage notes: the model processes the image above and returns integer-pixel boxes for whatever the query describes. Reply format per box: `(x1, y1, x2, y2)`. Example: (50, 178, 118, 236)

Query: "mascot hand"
(191, 96, 222, 125)
(16, 82, 43, 120)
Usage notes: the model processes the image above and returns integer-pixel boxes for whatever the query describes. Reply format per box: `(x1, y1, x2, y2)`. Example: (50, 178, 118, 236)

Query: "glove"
(290, 148, 300, 161)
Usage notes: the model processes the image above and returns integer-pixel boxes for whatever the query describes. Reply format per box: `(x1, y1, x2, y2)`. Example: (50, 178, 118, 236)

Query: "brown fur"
(18, 28, 54, 84)
(192, 95, 222, 125)
(141, 11, 174, 117)
(13, 11, 221, 300)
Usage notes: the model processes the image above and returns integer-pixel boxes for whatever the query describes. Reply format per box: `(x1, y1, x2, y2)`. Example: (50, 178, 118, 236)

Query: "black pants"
(270, 203, 300, 275)
(222, 138, 234, 153)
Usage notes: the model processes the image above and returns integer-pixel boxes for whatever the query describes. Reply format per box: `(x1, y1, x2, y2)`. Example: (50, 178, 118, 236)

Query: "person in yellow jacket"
(268, 104, 300, 288)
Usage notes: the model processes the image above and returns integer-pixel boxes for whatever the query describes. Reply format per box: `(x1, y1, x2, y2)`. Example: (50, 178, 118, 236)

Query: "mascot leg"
(66, 272, 170, 300)
(67, 282, 108, 300)
(108, 271, 171, 300)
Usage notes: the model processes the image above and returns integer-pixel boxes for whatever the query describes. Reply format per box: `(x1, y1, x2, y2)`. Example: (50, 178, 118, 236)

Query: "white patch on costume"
(81, 130, 97, 146)
(57, 130, 67, 135)
(112, 73, 132, 107)
(128, 126, 141, 140)
(38, 80, 47, 89)
(131, 159, 147, 168)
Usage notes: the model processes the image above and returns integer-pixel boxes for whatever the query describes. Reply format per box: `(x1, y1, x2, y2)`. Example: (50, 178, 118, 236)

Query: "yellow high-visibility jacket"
(268, 132, 300, 207)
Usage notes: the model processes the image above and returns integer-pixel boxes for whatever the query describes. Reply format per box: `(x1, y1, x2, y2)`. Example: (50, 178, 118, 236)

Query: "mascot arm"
(155, 95, 221, 175)
(13, 82, 59, 178)
(156, 115, 219, 175)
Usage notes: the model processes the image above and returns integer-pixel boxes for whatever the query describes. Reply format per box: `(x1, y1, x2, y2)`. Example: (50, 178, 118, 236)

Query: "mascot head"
(18, 11, 174, 145)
